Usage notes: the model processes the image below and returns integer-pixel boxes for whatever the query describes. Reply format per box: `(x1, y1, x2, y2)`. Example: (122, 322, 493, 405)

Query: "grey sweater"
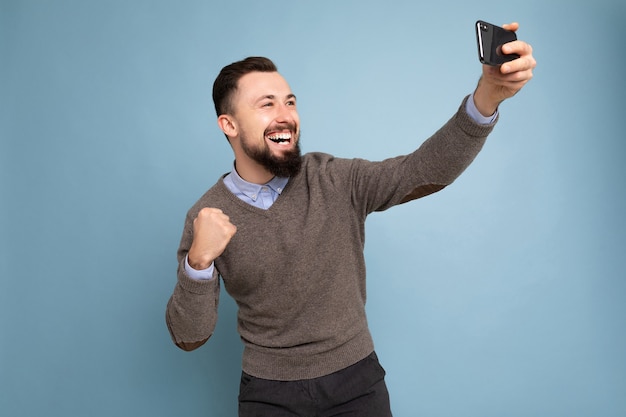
(166, 97, 495, 381)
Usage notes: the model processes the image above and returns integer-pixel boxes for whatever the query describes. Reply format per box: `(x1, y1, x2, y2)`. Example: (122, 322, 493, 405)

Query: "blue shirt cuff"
(466, 92, 498, 124)
(184, 255, 216, 280)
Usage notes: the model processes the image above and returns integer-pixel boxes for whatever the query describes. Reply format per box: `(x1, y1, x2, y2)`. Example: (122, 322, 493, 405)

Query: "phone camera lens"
(481, 24, 488, 32)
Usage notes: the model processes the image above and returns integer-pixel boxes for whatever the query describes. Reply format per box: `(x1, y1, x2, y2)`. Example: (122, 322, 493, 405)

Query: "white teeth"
(267, 133, 291, 140)
(267, 132, 292, 143)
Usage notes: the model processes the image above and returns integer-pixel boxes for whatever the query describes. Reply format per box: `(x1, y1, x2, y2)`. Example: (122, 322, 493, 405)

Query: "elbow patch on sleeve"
(400, 184, 447, 204)
(176, 338, 209, 352)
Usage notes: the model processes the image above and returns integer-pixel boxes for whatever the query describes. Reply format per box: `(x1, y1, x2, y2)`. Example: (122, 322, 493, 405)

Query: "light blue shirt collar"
(228, 166, 289, 203)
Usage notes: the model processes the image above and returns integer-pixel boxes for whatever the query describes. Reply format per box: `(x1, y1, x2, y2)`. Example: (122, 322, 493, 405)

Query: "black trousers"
(238, 351, 393, 417)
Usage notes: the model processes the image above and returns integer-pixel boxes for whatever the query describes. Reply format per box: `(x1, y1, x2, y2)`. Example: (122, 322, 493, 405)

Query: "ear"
(217, 114, 237, 139)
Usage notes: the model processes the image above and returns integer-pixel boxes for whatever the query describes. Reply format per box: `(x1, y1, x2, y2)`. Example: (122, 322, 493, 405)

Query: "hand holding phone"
(475, 20, 520, 66)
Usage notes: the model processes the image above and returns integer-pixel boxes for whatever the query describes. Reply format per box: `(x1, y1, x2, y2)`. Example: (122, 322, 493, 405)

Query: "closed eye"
(256, 94, 296, 108)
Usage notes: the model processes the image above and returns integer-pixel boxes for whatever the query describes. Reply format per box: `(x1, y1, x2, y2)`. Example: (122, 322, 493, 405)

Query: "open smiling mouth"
(267, 132, 293, 146)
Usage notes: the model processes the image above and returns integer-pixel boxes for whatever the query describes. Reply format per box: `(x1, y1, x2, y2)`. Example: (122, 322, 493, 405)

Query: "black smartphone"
(475, 20, 519, 66)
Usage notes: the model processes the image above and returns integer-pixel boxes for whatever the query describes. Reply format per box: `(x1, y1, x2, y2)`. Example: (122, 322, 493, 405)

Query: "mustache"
(264, 123, 298, 135)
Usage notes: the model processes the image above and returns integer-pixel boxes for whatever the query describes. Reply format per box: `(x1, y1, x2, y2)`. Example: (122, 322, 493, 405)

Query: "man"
(166, 22, 536, 416)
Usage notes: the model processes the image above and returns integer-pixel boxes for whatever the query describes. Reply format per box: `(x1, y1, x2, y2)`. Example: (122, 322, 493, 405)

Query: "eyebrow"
(256, 94, 297, 103)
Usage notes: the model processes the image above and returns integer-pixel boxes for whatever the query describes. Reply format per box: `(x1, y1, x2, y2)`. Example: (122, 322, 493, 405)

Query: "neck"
(234, 159, 274, 184)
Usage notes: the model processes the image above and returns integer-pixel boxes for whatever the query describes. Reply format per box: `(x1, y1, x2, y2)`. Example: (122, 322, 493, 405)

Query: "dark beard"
(241, 135, 303, 178)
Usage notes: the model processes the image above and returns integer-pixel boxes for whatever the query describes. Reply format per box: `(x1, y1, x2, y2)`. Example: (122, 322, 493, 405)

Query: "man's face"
(230, 71, 302, 177)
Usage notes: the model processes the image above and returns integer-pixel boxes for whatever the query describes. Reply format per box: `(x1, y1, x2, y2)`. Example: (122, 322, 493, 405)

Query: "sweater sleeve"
(348, 95, 496, 216)
(165, 211, 220, 351)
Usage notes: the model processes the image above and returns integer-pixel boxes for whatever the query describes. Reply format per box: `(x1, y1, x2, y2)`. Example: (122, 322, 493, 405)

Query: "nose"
(275, 102, 297, 124)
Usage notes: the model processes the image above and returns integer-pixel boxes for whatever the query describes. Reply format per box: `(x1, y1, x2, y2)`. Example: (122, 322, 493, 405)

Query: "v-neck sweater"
(166, 97, 496, 381)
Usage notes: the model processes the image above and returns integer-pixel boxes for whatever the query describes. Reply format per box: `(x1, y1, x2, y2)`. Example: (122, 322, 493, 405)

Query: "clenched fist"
(187, 208, 237, 270)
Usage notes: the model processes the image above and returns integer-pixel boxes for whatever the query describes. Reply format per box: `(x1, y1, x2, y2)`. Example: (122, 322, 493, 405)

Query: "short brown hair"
(212, 57, 278, 116)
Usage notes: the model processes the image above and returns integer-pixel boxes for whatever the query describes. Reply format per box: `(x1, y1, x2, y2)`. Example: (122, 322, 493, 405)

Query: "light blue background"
(1, 0, 625, 416)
